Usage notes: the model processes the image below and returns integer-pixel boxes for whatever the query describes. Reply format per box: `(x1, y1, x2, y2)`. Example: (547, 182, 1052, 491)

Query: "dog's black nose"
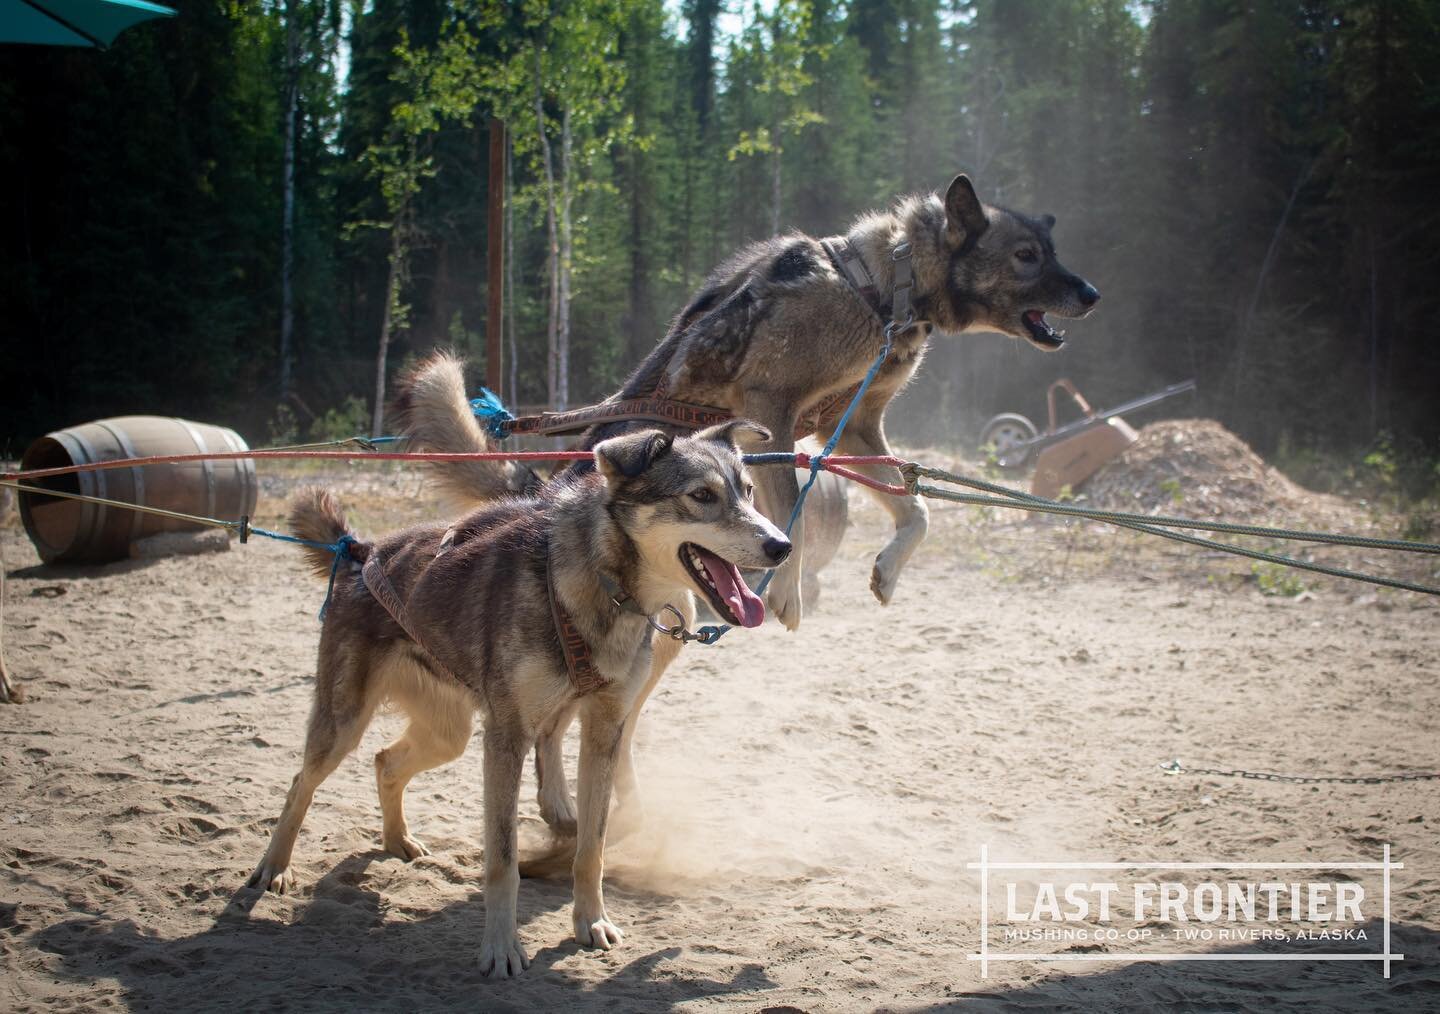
(1078, 282, 1100, 307)
(763, 536, 792, 564)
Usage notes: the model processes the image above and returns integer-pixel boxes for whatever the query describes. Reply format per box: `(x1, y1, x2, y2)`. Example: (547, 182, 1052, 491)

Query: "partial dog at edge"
(246, 421, 790, 978)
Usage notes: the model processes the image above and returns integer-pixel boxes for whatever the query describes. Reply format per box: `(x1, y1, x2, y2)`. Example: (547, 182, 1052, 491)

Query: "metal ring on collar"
(885, 312, 916, 339)
(646, 603, 690, 640)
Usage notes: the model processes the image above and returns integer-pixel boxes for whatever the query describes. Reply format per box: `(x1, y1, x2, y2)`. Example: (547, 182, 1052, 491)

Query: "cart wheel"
(979, 413, 1039, 469)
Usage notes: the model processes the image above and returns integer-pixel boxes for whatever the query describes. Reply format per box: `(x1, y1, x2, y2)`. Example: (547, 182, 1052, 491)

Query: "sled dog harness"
(475, 237, 907, 442)
(358, 545, 613, 697)
(546, 560, 610, 695)
(360, 552, 467, 689)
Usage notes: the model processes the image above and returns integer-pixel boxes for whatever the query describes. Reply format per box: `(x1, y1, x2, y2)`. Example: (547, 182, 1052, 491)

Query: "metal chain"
(1160, 759, 1440, 785)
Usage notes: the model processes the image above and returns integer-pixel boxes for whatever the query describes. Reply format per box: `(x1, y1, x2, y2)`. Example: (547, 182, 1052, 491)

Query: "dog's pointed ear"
(1040, 213, 1057, 231)
(944, 174, 989, 248)
(695, 418, 772, 451)
(594, 429, 673, 483)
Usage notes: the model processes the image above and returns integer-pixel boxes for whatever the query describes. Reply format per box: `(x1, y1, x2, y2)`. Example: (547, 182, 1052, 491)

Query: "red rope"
(793, 452, 909, 496)
(1, 448, 910, 495)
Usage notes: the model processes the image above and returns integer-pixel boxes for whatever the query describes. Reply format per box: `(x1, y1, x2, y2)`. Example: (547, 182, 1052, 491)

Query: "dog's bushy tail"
(288, 486, 362, 579)
(390, 350, 539, 509)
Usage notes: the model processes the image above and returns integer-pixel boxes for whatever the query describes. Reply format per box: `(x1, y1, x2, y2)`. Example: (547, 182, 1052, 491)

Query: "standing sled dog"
(395, 173, 1100, 837)
(248, 422, 790, 977)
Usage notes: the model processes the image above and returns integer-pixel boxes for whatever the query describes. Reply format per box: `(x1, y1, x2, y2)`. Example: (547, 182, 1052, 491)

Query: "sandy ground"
(2, 462, 1438, 1012)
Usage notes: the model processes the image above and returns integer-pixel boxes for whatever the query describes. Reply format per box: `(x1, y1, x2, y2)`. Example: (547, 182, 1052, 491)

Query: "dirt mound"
(1083, 419, 1327, 523)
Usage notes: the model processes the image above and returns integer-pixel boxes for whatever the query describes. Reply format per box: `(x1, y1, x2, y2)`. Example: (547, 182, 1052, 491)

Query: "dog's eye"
(744, 483, 755, 500)
(689, 489, 717, 504)
(1015, 248, 1038, 264)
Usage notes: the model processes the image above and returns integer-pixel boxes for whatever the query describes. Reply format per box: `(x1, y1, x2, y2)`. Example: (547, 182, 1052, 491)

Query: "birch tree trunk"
(505, 132, 518, 408)
(372, 208, 406, 437)
(279, 0, 299, 395)
(533, 47, 561, 408)
(771, 142, 782, 236)
(557, 102, 573, 410)
(1232, 156, 1318, 398)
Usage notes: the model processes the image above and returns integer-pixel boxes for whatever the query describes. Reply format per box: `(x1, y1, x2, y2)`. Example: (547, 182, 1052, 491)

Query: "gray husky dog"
(246, 421, 789, 978)
(640, 174, 1099, 626)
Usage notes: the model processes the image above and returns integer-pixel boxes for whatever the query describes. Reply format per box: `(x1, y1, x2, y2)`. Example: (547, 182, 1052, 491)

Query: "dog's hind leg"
(534, 701, 579, 836)
(479, 721, 532, 979)
(823, 408, 928, 604)
(375, 666, 475, 861)
(248, 661, 380, 895)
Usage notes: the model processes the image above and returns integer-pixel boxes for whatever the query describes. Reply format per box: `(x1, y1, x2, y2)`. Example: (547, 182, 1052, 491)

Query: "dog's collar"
(821, 237, 914, 333)
(598, 571, 648, 616)
(598, 570, 717, 645)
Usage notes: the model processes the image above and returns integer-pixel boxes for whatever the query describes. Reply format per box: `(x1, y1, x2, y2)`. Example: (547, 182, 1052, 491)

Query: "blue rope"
(469, 388, 516, 440)
(696, 332, 895, 645)
(249, 526, 357, 620)
(740, 452, 798, 466)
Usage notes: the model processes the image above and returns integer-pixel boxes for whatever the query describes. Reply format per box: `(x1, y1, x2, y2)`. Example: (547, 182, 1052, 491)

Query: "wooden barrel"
(18, 416, 258, 564)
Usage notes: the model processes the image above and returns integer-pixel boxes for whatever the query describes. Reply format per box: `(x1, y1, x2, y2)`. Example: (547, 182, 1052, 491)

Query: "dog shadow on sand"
(911, 917, 1440, 1013)
(28, 848, 776, 1012)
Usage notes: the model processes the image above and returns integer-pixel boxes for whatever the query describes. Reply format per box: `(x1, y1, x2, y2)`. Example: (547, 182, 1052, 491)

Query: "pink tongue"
(697, 548, 766, 627)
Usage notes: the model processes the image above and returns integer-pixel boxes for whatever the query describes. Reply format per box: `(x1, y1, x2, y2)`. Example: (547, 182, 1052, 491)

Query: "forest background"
(2, 0, 1436, 491)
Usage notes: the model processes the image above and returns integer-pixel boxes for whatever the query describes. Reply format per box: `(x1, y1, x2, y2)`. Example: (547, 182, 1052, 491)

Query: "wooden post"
(486, 118, 506, 394)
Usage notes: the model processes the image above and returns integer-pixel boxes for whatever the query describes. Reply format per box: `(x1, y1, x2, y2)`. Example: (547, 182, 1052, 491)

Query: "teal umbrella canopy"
(0, 0, 175, 49)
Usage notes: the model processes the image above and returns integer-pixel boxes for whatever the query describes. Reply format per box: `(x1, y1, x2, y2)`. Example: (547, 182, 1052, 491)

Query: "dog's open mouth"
(1022, 310, 1066, 350)
(680, 543, 766, 628)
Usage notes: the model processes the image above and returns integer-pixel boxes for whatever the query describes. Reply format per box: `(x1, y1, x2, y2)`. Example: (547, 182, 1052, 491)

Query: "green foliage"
(1252, 561, 1306, 598)
(1159, 478, 1184, 505)
(1402, 510, 1436, 543)
(308, 395, 372, 442)
(1362, 433, 1398, 488)
(267, 404, 300, 447)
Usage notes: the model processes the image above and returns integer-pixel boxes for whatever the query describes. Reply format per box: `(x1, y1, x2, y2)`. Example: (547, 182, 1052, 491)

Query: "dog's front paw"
(765, 567, 804, 631)
(246, 859, 296, 895)
(573, 908, 624, 951)
(383, 832, 431, 861)
(479, 932, 531, 979)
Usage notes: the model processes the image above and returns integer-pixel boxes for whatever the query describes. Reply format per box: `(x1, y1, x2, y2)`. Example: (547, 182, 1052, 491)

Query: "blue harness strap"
(696, 241, 915, 644)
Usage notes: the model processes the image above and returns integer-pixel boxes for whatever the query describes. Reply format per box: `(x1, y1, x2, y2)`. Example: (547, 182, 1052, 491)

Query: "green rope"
(1, 480, 355, 618)
(255, 435, 403, 453)
(1, 480, 240, 530)
(905, 465, 1440, 596)
(907, 465, 1440, 554)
